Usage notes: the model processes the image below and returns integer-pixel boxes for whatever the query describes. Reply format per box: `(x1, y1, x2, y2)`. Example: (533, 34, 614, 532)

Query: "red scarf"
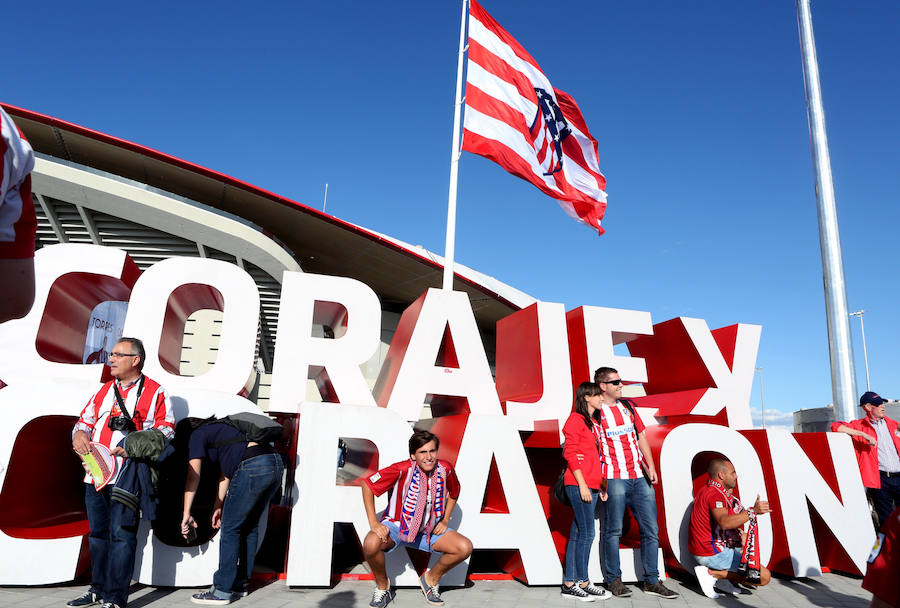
(708, 480, 761, 583)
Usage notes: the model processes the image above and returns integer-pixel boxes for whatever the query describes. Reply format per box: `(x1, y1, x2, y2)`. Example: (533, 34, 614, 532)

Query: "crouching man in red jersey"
(361, 430, 473, 608)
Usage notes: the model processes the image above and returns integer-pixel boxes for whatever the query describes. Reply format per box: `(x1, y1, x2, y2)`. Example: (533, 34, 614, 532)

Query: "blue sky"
(6, 1, 899, 428)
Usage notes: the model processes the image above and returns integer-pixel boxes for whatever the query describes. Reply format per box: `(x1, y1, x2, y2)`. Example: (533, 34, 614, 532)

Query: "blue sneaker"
(67, 591, 102, 607)
(419, 573, 444, 606)
(369, 587, 394, 608)
(190, 590, 231, 605)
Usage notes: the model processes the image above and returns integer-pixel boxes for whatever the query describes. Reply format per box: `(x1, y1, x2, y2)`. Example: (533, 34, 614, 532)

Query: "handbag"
(552, 471, 571, 506)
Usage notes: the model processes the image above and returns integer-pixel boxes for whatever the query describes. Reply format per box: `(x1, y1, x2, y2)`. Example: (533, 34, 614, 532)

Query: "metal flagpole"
(442, 0, 469, 291)
(850, 310, 870, 391)
(796, 0, 858, 421)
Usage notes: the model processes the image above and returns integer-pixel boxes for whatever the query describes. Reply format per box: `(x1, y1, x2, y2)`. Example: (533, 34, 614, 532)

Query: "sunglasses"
(600, 379, 622, 385)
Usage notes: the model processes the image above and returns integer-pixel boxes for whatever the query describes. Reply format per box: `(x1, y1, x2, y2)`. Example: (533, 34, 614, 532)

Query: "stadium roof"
(4, 104, 535, 331)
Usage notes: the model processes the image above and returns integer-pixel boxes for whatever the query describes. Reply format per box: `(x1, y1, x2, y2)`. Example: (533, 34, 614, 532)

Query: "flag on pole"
(462, 0, 609, 235)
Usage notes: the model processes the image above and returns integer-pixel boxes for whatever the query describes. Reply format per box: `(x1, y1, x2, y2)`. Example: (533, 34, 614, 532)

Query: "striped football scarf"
(398, 463, 446, 543)
(709, 480, 761, 583)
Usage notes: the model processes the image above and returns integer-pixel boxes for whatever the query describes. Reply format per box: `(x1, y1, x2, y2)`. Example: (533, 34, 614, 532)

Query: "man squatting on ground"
(362, 430, 473, 608)
(69, 338, 175, 608)
(180, 419, 284, 605)
(832, 391, 900, 528)
(689, 458, 772, 598)
(593, 367, 677, 599)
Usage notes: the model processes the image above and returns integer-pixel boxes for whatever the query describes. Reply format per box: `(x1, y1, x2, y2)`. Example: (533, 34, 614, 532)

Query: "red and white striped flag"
(462, 0, 608, 235)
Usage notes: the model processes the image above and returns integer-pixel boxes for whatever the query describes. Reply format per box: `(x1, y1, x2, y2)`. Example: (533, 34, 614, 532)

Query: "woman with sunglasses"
(560, 381, 611, 601)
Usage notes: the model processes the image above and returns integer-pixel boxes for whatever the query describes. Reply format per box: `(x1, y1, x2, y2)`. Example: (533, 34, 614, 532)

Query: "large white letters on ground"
(0, 245, 131, 584)
(268, 273, 380, 412)
(501, 302, 573, 433)
(658, 424, 772, 567)
(286, 403, 412, 585)
(679, 320, 761, 429)
(123, 257, 260, 396)
(0, 244, 131, 387)
(767, 430, 874, 575)
(454, 415, 561, 584)
(580, 306, 653, 383)
(378, 289, 502, 421)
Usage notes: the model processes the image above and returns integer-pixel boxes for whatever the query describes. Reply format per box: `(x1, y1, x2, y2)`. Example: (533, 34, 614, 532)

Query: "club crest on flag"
(461, 0, 609, 235)
(531, 88, 571, 176)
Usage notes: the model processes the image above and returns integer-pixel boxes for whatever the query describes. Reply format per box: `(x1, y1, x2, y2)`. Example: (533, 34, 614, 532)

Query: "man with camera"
(68, 337, 175, 608)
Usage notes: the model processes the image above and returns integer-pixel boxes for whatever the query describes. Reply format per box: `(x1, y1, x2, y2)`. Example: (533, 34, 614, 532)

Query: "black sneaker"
(579, 582, 611, 600)
(642, 581, 678, 599)
(606, 579, 632, 597)
(560, 584, 595, 602)
(67, 591, 102, 607)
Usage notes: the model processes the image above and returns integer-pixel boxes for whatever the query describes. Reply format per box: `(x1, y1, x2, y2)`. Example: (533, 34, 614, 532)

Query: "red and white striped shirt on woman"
(597, 400, 646, 479)
(73, 375, 175, 484)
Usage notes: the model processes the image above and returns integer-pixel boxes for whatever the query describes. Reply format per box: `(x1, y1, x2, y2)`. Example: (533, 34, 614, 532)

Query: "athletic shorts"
(693, 548, 742, 572)
(381, 519, 447, 554)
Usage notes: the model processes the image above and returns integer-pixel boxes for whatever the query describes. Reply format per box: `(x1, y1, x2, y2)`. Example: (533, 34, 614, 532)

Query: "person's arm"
(181, 458, 202, 539)
(636, 432, 658, 484)
(562, 417, 593, 501)
(72, 395, 99, 455)
(211, 472, 230, 529)
(712, 495, 772, 530)
(433, 496, 457, 535)
(362, 483, 389, 542)
(834, 424, 876, 446)
(147, 388, 176, 440)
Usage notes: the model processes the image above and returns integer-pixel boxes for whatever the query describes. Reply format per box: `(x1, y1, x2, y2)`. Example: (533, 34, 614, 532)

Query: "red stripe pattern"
(0, 106, 36, 258)
(462, 0, 608, 235)
(597, 401, 646, 479)
(74, 375, 175, 484)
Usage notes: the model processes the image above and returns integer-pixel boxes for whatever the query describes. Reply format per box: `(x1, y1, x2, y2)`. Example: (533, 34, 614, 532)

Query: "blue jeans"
(601, 477, 659, 584)
(563, 485, 599, 583)
(212, 453, 283, 599)
(84, 483, 138, 607)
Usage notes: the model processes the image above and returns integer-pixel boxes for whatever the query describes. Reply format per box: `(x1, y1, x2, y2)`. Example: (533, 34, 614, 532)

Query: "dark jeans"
(84, 483, 139, 607)
(563, 485, 599, 583)
(869, 472, 900, 528)
(600, 477, 659, 584)
(212, 453, 284, 599)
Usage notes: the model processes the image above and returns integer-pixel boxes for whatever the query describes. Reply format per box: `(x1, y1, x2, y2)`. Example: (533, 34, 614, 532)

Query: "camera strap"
(113, 375, 145, 424)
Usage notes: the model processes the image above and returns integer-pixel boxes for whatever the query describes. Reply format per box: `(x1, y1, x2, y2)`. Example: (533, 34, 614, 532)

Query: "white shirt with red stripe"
(0, 106, 35, 256)
(598, 400, 646, 479)
(73, 374, 175, 484)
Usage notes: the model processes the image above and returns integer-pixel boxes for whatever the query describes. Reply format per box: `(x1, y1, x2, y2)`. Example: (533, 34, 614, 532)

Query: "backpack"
(212, 412, 284, 447)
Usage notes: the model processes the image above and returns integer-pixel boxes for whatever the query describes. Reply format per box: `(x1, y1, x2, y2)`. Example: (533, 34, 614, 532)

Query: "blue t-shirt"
(188, 422, 247, 479)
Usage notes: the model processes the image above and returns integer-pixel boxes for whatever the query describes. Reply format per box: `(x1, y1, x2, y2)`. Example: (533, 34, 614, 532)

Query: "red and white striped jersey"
(74, 375, 175, 484)
(365, 459, 461, 530)
(597, 400, 646, 479)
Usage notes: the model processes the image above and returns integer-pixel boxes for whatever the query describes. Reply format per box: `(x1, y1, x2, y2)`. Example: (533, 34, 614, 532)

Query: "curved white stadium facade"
(6, 103, 534, 394)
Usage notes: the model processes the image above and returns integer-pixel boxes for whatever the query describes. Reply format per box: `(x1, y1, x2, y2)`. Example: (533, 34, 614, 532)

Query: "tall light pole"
(796, 0, 858, 423)
(850, 310, 870, 391)
(756, 367, 766, 428)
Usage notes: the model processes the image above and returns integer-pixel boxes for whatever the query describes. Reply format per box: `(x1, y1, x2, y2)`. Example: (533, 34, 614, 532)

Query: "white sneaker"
(693, 566, 719, 599)
(714, 578, 742, 596)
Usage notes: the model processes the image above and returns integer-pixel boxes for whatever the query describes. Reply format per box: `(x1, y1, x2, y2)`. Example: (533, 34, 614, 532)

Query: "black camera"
(107, 415, 136, 433)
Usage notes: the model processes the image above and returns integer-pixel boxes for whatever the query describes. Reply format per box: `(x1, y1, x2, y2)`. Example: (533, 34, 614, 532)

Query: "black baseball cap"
(860, 391, 887, 406)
